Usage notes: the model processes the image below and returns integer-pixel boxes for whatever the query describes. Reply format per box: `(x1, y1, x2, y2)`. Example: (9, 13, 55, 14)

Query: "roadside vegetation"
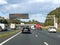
(0, 30, 20, 38)
(57, 28, 60, 32)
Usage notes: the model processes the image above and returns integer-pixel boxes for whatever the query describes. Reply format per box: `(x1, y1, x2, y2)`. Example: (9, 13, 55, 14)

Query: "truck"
(20, 23, 24, 26)
(10, 24, 16, 30)
(35, 24, 42, 30)
(0, 23, 8, 31)
(20, 23, 25, 27)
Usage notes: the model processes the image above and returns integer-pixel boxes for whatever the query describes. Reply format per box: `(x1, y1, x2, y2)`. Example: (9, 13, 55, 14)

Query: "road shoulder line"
(0, 32, 21, 45)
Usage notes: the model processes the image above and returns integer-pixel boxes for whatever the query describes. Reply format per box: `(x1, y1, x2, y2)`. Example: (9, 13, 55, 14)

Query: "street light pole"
(54, 15, 58, 28)
(54, 15, 55, 26)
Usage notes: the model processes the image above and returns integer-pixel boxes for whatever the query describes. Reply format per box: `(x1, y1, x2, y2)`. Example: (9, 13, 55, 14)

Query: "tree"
(7, 19, 21, 24)
(0, 19, 8, 24)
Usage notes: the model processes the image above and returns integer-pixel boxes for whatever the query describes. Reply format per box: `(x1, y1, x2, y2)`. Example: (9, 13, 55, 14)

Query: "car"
(48, 26, 57, 33)
(22, 26, 31, 33)
(31, 25, 35, 30)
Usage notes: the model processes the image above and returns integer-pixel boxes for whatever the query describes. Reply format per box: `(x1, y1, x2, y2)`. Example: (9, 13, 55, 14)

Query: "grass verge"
(0, 30, 20, 38)
(57, 28, 60, 32)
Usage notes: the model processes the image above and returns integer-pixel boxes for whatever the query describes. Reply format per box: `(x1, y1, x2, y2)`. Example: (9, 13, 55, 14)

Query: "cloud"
(52, 0, 60, 5)
(26, 0, 59, 6)
(6, 4, 21, 9)
(0, 0, 8, 5)
(0, 0, 59, 14)
(0, 0, 59, 22)
(0, 4, 25, 14)
(27, 0, 45, 4)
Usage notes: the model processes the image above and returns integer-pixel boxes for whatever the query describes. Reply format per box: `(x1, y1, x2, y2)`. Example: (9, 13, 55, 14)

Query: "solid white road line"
(0, 32, 21, 45)
(44, 42, 49, 45)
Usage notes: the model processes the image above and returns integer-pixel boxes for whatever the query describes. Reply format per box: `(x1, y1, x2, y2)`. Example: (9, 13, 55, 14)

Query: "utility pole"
(54, 15, 58, 29)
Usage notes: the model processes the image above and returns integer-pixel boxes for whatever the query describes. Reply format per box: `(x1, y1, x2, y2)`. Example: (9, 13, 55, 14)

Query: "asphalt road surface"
(1, 29, 60, 45)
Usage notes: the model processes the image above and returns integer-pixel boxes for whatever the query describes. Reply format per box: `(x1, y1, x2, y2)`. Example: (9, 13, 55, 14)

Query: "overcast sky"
(0, 0, 60, 22)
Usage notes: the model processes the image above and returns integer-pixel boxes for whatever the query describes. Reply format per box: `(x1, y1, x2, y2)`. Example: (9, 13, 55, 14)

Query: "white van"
(10, 24, 16, 30)
(0, 23, 8, 31)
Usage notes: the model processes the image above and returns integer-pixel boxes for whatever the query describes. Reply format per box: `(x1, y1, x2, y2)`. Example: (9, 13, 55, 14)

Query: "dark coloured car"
(22, 26, 31, 33)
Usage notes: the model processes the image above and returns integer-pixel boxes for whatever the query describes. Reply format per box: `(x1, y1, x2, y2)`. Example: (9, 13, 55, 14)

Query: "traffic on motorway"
(0, 23, 60, 45)
(0, 0, 60, 45)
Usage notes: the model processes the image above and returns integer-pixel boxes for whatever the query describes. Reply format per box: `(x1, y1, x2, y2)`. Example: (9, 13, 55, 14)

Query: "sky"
(0, 0, 60, 22)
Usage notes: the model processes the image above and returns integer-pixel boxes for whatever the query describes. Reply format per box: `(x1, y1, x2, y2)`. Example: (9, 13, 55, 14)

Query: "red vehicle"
(35, 24, 42, 30)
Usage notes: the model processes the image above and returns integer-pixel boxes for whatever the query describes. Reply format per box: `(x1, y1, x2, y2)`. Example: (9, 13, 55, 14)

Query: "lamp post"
(54, 15, 58, 29)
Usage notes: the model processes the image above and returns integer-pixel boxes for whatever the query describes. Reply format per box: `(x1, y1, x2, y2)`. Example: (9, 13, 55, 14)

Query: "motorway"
(1, 29, 60, 45)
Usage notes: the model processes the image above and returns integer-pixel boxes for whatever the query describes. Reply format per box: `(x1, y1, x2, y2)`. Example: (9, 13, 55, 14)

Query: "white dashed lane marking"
(44, 42, 49, 45)
(35, 34, 38, 37)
